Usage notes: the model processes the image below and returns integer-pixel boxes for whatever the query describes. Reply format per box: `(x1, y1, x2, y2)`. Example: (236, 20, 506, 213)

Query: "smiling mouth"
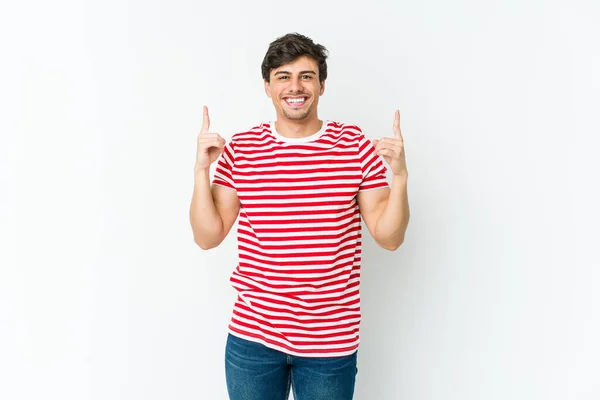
(283, 97, 308, 108)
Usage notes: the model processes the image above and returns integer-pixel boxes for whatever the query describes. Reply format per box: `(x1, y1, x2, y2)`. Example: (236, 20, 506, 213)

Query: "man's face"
(264, 56, 325, 122)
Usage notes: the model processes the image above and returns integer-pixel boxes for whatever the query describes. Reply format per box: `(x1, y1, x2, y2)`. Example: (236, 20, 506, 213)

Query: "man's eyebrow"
(273, 70, 317, 75)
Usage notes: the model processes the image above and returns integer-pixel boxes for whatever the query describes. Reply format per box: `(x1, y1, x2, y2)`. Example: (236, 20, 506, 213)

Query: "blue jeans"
(225, 333, 358, 400)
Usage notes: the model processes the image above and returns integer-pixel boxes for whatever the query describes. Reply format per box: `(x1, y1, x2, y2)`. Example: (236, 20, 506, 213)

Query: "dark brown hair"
(261, 33, 329, 83)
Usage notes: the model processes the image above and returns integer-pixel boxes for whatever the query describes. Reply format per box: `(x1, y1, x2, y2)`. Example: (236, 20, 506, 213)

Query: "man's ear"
(319, 80, 325, 96)
(264, 80, 272, 98)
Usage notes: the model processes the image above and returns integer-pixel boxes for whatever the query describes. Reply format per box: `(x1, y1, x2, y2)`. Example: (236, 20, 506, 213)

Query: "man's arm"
(189, 168, 240, 250)
(357, 175, 409, 251)
(189, 105, 241, 250)
(358, 109, 409, 251)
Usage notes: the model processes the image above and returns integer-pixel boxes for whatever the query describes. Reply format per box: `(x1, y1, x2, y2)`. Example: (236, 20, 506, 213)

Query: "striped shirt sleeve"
(212, 141, 236, 190)
(358, 134, 389, 191)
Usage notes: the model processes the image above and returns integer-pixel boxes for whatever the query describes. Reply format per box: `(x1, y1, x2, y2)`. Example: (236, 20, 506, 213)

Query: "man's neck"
(274, 117, 323, 139)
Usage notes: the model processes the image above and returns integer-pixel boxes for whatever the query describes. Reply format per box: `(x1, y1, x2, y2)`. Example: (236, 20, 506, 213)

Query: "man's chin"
(282, 110, 310, 120)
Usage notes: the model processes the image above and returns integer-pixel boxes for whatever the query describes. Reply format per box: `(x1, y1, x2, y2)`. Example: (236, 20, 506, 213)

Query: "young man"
(190, 33, 409, 400)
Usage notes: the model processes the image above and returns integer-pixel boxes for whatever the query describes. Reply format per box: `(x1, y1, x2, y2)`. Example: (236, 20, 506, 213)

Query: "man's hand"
(373, 110, 408, 177)
(195, 106, 226, 171)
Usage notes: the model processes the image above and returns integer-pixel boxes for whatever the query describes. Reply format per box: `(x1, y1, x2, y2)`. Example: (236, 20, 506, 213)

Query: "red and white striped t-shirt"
(212, 120, 389, 357)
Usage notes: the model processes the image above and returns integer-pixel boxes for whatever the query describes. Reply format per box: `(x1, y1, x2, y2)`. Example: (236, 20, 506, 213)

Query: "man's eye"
(279, 76, 289, 80)
(302, 75, 312, 79)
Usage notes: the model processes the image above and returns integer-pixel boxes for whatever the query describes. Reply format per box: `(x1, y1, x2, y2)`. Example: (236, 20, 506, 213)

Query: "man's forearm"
(189, 168, 224, 249)
(375, 174, 410, 250)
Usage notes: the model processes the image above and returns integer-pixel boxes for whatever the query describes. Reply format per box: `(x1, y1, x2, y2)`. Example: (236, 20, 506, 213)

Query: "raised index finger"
(393, 109, 402, 139)
(201, 105, 210, 133)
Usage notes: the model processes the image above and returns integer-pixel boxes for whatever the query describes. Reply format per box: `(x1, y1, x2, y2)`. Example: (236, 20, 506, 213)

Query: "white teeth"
(286, 98, 305, 103)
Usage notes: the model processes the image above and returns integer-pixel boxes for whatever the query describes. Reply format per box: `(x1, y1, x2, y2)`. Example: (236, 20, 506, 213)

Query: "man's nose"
(288, 77, 303, 92)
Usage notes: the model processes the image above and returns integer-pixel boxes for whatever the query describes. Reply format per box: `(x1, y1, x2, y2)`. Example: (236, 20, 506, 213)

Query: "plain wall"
(1, 0, 599, 399)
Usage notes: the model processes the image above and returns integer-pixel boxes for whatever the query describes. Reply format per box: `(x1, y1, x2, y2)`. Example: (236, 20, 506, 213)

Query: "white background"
(1, 0, 599, 399)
